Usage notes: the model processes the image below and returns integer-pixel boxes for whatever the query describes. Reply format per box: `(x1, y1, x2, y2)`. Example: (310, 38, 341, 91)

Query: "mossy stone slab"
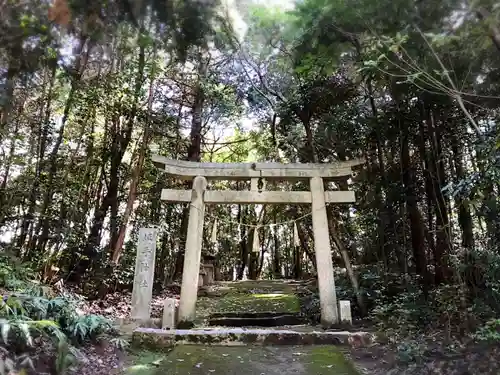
(131, 327, 370, 349)
(124, 345, 361, 375)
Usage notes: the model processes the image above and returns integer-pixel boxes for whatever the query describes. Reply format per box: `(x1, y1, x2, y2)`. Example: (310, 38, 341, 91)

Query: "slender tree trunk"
(366, 79, 391, 264)
(31, 37, 90, 254)
(273, 212, 281, 278)
(297, 110, 317, 163)
(297, 222, 316, 271)
(428, 109, 451, 284)
(112, 70, 156, 264)
(293, 243, 302, 279)
(401, 112, 430, 289)
(417, 105, 436, 261)
(0, 44, 23, 138)
(75, 37, 146, 281)
(16, 62, 58, 252)
(451, 131, 474, 249)
(237, 205, 248, 280)
(248, 206, 266, 280)
(0, 115, 20, 222)
(173, 53, 208, 278)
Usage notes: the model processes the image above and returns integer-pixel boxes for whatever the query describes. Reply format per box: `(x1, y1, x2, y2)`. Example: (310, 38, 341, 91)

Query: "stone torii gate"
(152, 155, 363, 327)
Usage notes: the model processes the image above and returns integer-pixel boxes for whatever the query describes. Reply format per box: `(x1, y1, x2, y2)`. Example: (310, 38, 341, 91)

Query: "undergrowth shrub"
(0, 255, 116, 374)
(473, 318, 500, 342)
(300, 248, 500, 342)
(0, 253, 37, 291)
(371, 288, 436, 334)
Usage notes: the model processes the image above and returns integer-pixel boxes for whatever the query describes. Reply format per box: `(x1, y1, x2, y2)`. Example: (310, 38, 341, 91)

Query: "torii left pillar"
(177, 176, 207, 325)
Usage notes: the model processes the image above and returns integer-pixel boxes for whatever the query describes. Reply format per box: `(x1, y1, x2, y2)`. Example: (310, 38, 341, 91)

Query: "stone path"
(125, 280, 365, 375)
(125, 345, 360, 375)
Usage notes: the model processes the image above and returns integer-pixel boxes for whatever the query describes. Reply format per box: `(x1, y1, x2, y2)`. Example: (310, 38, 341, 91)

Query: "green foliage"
(300, 254, 500, 341)
(67, 314, 112, 343)
(109, 336, 130, 350)
(473, 319, 500, 342)
(371, 289, 435, 334)
(0, 257, 115, 374)
(394, 339, 427, 364)
(0, 254, 36, 290)
(0, 287, 114, 373)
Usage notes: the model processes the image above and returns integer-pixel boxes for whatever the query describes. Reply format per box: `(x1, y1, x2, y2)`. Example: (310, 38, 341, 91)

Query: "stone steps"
(132, 327, 372, 351)
(208, 312, 307, 327)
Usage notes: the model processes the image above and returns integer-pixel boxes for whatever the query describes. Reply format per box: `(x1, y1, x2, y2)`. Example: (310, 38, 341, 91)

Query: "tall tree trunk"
(16, 62, 58, 252)
(297, 221, 316, 271)
(75, 37, 146, 281)
(293, 243, 302, 279)
(366, 79, 391, 265)
(428, 109, 451, 284)
(297, 110, 317, 163)
(451, 131, 474, 250)
(0, 44, 22, 137)
(112, 61, 157, 264)
(273, 211, 281, 278)
(0, 112, 21, 223)
(237, 204, 248, 280)
(173, 53, 208, 278)
(31, 36, 90, 255)
(401, 112, 429, 289)
(417, 105, 436, 261)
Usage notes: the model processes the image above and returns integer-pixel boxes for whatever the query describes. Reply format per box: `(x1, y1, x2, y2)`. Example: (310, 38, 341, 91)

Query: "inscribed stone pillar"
(177, 175, 208, 324)
(310, 176, 338, 326)
(130, 227, 158, 320)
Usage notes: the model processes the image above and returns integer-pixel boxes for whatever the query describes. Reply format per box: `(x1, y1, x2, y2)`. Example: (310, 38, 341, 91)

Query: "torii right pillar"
(310, 176, 338, 326)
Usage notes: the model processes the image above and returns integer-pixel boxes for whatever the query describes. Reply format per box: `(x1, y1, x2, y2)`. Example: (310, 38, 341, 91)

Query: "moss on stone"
(197, 292, 299, 317)
(131, 330, 175, 351)
(124, 345, 361, 375)
(307, 346, 360, 375)
(124, 350, 169, 375)
(194, 280, 302, 325)
(124, 346, 244, 375)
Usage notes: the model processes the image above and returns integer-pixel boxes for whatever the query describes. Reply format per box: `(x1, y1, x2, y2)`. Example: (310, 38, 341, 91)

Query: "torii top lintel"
(152, 155, 364, 181)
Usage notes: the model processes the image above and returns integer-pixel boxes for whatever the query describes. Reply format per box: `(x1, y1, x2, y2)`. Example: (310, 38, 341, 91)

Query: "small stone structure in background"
(200, 254, 216, 286)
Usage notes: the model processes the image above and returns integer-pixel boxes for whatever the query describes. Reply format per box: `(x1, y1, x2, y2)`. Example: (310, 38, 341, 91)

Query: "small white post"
(339, 300, 352, 324)
(131, 228, 158, 321)
(177, 176, 208, 324)
(162, 298, 177, 329)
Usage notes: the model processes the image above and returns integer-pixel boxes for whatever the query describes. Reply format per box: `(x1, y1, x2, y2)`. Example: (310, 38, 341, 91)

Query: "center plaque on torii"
(152, 155, 363, 327)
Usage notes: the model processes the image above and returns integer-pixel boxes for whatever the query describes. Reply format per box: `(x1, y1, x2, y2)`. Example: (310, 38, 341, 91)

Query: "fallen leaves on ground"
(70, 342, 125, 375)
(77, 284, 181, 320)
(349, 338, 500, 375)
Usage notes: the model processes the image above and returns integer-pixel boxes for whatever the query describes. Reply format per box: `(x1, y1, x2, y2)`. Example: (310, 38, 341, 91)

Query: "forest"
(1, 0, 500, 373)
